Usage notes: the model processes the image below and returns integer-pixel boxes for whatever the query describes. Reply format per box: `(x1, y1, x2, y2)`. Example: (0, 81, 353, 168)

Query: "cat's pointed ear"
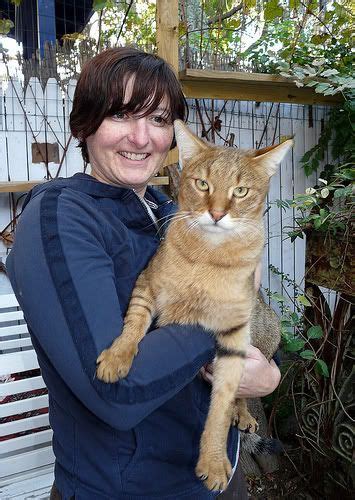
(252, 139, 294, 176)
(174, 120, 209, 168)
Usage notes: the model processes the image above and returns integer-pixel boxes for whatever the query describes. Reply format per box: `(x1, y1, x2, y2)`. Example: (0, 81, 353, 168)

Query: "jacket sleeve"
(6, 188, 215, 431)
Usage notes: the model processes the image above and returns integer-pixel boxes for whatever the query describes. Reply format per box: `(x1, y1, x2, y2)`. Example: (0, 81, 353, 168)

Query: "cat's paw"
(195, 452, 232, 492)
(233, 410, 259, 433)
(96, 347, 136, 383)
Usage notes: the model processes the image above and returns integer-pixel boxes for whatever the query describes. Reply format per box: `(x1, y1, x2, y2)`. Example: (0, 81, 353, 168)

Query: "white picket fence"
(0, 77, 332, 308)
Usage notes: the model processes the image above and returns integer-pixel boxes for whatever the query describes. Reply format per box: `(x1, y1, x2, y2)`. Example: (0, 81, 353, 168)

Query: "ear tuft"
(174, 120, 209, 168)
(253, 139, 294, 176)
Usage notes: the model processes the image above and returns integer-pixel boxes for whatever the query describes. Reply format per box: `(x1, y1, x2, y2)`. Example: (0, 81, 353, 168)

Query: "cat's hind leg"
(232, 398, 259, 433)
(96, 271, 155, 383)
(196, 323, 250, 492)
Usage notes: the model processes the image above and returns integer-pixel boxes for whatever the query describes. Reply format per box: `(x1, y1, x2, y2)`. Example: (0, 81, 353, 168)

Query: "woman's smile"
(118, 151, 151, 161)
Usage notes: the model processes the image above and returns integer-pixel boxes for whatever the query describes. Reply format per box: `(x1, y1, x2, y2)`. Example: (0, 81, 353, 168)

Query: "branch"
(207, 3, 243, 25)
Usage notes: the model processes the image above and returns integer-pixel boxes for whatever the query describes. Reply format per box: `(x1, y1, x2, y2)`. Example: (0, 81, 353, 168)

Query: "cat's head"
(173, 120, 293, 243)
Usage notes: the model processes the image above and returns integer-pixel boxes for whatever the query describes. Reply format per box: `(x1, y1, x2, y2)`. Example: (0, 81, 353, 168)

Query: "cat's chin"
(197, 224, 235, 246)
(200, 224, 228, 233)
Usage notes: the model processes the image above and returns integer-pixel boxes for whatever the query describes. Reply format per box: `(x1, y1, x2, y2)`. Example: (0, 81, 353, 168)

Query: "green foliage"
(0, 19, 14, 35)
(277, 160, 354, 241)
(265, 266, 329, 379)
(264, 0, 284, 22)
(93, 0, 111, 11)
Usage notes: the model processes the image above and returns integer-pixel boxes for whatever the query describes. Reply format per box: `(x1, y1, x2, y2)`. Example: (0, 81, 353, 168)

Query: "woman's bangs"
(124, 71, 172, 119)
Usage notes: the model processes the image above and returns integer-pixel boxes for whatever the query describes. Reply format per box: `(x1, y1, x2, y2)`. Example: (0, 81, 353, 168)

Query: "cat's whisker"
(155, 213, 196, 236)
(186, 220, 199, 233)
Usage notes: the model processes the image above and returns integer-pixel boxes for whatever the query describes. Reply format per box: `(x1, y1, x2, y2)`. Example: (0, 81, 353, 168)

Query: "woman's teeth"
(119, 152, 149, 160)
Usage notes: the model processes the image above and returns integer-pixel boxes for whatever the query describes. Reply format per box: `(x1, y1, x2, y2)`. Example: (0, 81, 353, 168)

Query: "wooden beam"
(156, 0, 179, 73)
(0, 177, 169, 193)
(0, 181, 46, 193)
(179, 68, 343, 106)
(156, 0, 179, 167)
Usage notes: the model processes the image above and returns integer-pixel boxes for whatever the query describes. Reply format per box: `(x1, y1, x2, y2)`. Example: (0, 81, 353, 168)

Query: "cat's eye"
(233, 187, 249, 198)
(195, 179, 209, 192)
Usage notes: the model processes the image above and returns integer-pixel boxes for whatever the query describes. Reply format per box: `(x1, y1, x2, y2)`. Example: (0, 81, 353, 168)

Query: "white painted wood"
(65, 79, 85, 176)
(0, 324, 29, 338)
(25, 78, 47, 181)
(0, 464, 54, 497)
(1, 337, 32, 350)
(0, 310, 25, 322)
(0, 295, 53, 483)
(0, 447, 55, 479)
(4, 79, 28, 182)
(0, 84, 8, 182)
(0, 394, 48, 418)
(0, 293, 21, 307)
(0, 350, 39, 376)
(0, 429, 52, 454)
(44, 78, 65, 178)
(0, 413, 49, 437)
(0, 376, 46, 398)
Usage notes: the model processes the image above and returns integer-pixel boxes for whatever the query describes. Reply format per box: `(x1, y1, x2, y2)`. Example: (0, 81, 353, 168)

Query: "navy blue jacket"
(7, 173, 239, 499)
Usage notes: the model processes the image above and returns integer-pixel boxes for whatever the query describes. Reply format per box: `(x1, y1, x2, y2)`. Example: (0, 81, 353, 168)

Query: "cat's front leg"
(96, 273, 155, 383)
(196, 323, 250, 492)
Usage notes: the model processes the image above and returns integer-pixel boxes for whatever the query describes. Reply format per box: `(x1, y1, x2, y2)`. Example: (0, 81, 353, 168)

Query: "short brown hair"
(70, 47, 187, 163)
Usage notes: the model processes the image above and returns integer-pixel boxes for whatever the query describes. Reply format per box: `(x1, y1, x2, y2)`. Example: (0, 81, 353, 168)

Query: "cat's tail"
(240, 431, 282, 455)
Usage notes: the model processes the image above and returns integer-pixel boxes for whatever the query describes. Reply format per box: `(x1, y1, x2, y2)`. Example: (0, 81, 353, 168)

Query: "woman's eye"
(113, 112, 125, 120)
(233, 187, 249, 198)
(151, 115, 167, 125)
(196, 179, 209, 192)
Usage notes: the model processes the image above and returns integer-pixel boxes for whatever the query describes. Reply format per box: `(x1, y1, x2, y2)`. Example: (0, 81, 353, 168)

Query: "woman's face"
(86, 78, 174, 197)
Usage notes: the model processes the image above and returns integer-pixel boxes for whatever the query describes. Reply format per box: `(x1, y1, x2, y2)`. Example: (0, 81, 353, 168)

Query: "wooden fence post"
(156, 0, 179, 168)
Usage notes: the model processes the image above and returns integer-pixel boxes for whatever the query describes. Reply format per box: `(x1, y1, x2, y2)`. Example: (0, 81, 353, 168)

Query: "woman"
(7, 48, 280, 499)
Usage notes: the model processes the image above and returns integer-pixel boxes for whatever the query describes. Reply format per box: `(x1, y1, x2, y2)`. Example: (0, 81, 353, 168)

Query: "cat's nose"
(209, 210, 226, 223)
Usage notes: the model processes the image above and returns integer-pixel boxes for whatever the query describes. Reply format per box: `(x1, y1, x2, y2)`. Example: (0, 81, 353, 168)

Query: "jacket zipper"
(132, 190, 164, 240)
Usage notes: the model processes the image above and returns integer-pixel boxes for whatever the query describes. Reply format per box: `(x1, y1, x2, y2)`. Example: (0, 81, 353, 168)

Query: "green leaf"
(306, 80, 318, 88)
(10, 0, 22, 6)
(334, 186, 352, 198)
(300, 350, 315, 360)
(297, 295, 312, 307)
(301, 149, 314, 163)
(0, 18, 14, 35)
(307, 325, 323, 339)
(340, 168, 355, 180)
(315, 359, 329, 377)
(313, 217, 323, 229)
(285, 338, 305, 352)
(311, 33, 330, 45)
(272, 292, 286, 303)
(264, 0, 284, 22)
(320, 69, 339, 77)
(303, 162, 315, 177)
(315, 83, 331, 93)
(290, 312, 300, 324)
(281, 320, 292, 328)
(93, 0, 109, 11)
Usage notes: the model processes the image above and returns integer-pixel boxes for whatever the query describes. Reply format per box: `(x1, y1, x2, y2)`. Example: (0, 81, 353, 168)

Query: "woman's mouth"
(118, 152, 150, 161)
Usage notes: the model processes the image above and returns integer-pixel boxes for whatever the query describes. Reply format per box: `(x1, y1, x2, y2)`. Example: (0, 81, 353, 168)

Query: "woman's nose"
(127, 118, 149, 148)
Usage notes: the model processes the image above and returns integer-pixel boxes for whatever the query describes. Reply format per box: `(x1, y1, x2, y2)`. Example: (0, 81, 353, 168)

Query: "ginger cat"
(96, 120, 293, 492)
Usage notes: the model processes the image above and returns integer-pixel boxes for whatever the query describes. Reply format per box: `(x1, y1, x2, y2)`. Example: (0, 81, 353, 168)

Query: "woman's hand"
(200, 345, 281, 398)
